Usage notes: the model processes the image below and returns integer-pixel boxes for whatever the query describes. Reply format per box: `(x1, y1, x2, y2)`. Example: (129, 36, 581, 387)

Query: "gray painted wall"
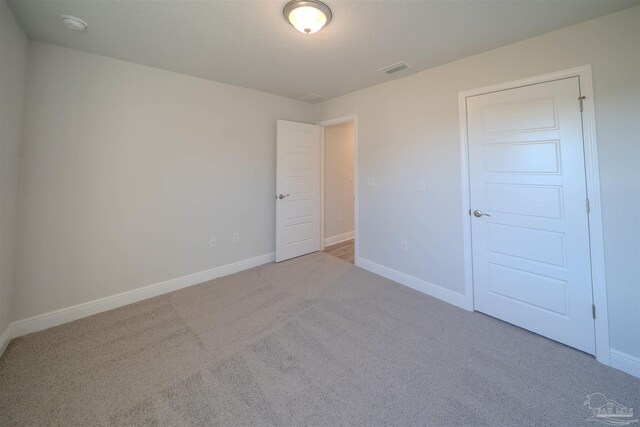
(317, 7, 640, 359)
(0, 0, 28, 336)
(3, 4, 638, 369)
(14, 42, 316, 320)
(324, 122, 355, 241)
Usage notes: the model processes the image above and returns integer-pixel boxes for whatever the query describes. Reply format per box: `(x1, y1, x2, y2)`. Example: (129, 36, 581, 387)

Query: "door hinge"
(579, 96, 586, 112)
(586, 198, 590, 214)
(592, 304, 596, 319)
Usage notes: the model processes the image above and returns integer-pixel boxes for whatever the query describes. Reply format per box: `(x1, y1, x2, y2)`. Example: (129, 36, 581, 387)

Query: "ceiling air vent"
(299, 93, 324, 103)
(380, 62, 410, 75)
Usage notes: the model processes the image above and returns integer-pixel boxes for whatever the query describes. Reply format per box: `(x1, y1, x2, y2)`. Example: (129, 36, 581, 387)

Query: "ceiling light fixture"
(283, 0, 332, 35)
(60, 15, 88, 31)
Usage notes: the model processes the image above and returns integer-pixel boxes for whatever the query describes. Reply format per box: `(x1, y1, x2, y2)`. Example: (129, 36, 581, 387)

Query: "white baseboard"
(0, 325, 11, 357)
(4, 252, 275, 349)
(610, 349, 640, 378)
(324, 231, 355, 247)
(4, 250, 636, 382)
(356, 257, 470, 310)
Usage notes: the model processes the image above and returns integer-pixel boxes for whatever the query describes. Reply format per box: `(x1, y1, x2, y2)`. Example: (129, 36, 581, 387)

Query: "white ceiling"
(8, 0, 639, 102)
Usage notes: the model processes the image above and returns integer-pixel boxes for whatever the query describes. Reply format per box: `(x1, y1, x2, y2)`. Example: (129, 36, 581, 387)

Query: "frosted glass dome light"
(60, 15, 88, 31)
(284, 0, 332, 34)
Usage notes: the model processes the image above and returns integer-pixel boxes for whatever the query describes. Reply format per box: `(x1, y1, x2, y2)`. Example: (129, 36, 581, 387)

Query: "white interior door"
(276, 120, 321, 262)
(467, 77, 595, 354)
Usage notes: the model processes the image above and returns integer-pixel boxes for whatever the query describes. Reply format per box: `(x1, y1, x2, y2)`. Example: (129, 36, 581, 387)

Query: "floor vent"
(380, 62, 410, 75)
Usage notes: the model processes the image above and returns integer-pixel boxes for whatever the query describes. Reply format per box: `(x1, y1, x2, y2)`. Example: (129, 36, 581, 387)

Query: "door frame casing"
(316, 115, 359, 262)
(457, 65, 610, 365)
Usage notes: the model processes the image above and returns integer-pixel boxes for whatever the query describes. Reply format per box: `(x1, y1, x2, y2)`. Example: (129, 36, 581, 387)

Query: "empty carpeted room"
(1, 0, 640, 425)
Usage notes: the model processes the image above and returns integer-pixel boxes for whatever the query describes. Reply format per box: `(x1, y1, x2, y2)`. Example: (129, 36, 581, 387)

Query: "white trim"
(320, 126, 326, 250)
(458, 65, 610, 365)
(458, 93, 475, 312)
(324, 231, 355, 247)
(357, 257, 468, 310)
(576, 66, 610, 365)
(0, 325, 12, 357)
(5, 252, 274, 343)
(610, 349, 640, 378)
(317, 115, 359, 261)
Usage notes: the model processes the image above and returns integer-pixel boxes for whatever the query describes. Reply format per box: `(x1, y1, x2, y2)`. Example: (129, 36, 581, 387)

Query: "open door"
(275, 120, 321, 262)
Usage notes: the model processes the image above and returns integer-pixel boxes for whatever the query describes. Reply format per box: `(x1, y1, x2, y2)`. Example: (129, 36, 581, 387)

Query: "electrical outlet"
(337, 213, 342, 221)
(418, 180, 426, 192)
(400, 240, 408, 253)
(232, 232, 240, 243)
(209, 237, 216, 248)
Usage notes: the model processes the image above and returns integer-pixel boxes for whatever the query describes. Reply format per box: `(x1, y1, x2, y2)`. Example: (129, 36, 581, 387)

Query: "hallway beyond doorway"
(324, 239, 354, 264)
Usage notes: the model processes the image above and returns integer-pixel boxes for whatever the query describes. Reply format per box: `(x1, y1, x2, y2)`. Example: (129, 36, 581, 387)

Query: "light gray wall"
(317, 7, 640, 359)
(8, 6, 640, 364)
(0, 0, 28, 335)
(324, 122, 354, 241)
(14, 42, 316, 320)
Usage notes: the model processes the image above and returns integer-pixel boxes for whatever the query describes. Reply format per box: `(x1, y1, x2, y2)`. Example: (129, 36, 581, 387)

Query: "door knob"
(278, 194, 290, 200)
(473, 210, 491, 218)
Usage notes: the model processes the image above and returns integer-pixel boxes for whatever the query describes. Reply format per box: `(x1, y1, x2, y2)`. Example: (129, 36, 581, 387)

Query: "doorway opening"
(319, 117, 357, 264)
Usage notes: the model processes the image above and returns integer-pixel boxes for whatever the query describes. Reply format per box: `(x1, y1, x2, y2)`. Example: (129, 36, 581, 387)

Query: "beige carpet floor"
(1, 252, 639, 426)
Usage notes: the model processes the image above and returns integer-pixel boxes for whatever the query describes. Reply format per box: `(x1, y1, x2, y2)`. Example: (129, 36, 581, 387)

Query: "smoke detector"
(60, 15, 88, 31)
(380, 62, 410, 75)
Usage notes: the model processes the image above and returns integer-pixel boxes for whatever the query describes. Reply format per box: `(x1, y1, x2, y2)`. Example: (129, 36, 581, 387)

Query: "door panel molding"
(276, 120, 321, 262)
(458, 65, 610, 365)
